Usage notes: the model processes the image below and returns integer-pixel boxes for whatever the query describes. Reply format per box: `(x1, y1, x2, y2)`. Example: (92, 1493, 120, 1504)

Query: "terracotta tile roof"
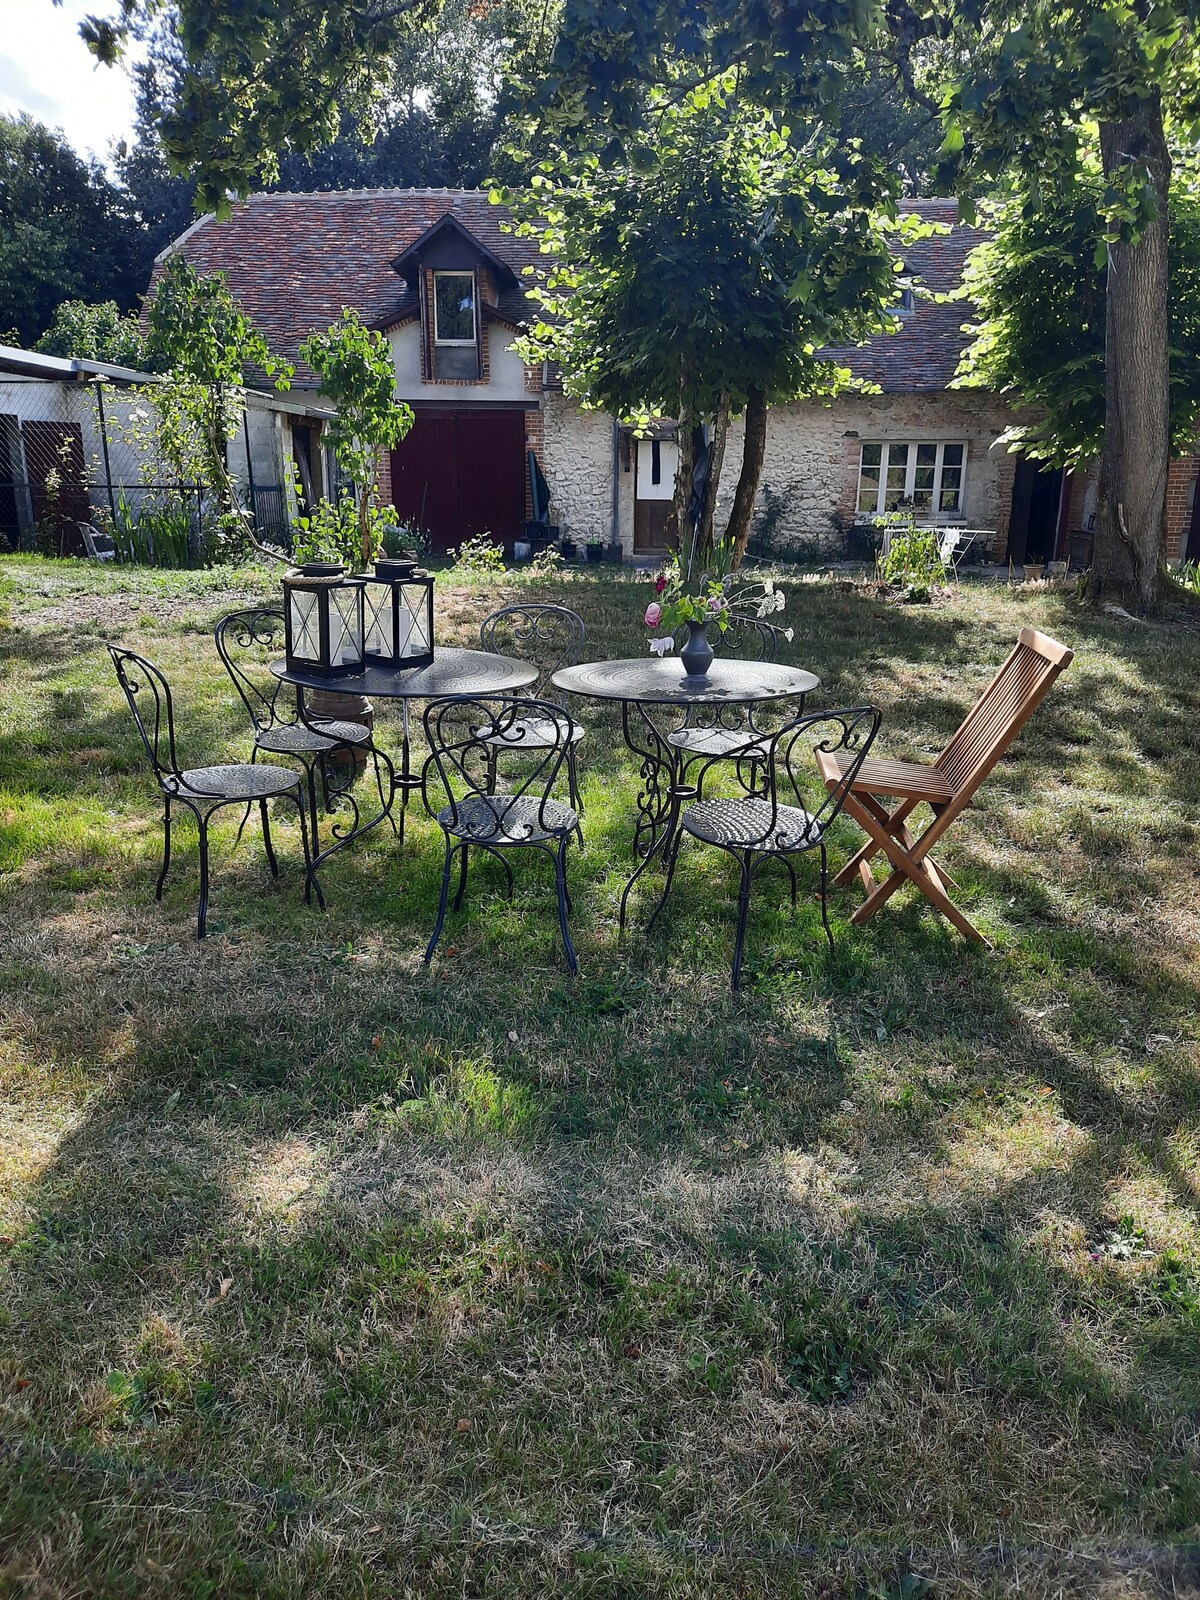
(153, 190, 984, 394)
(153, 188, 544, 385)
(819, 198, 986, 392)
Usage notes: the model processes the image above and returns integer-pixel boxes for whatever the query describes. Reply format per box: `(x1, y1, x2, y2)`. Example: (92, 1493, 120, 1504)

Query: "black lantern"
(357, 559, 435, 669)
(282, 563, 365, 676)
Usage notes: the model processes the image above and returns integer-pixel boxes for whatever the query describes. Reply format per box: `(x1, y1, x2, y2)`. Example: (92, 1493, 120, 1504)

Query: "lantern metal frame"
(282, 564, 366, 678)
(357, 559, 435, 671)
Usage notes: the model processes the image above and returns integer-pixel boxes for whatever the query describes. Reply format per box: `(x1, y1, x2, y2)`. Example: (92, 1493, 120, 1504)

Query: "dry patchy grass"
(0, 555, 1199, 1598)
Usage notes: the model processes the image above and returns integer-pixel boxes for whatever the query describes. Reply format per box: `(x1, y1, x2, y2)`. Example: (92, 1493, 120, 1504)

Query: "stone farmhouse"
(155, 189, 1200, 568)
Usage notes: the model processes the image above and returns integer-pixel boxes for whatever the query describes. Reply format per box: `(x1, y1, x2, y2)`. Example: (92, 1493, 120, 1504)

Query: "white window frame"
(432, 270, 476, 345)
(856, 440, 968, 523)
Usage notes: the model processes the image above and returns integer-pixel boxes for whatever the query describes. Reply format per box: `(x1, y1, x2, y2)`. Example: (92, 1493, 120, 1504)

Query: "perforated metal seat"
(255, 718, 372, 755)
(438, 793, 578, 846)
(682, 797, 816, 852)
(214, 608, 382, 852)
(478, 604, 587, 830)
(647, 706, 881, 989)
(474, 711, 586, 748)
(668, 615, 794, 800)
(106, 644, 318, 940)
(162, 763, 301, 800)
(423, 695, 579, 973)
(667, 725, 769, 761)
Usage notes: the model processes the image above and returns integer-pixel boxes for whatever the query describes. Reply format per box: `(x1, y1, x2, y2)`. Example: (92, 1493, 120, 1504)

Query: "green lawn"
(1, 554, 1198, 1598)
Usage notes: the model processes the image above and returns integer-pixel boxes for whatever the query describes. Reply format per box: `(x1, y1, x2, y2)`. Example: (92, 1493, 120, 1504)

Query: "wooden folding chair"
(816, 627, 1074, 942)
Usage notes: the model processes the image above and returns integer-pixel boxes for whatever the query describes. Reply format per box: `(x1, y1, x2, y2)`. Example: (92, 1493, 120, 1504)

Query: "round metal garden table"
(272, 648, 537, 869)
(551, 656, 820, 930)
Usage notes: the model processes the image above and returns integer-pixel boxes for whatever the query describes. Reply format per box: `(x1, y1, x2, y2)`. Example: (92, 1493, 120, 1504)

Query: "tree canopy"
(34, 299, 147, 368)
(956, 178, 1200, 467)
(84, 0, 558, 214)
(0, 114, 141, 346)
(504, 79, 903, 562)
(298, 310, 414, 565)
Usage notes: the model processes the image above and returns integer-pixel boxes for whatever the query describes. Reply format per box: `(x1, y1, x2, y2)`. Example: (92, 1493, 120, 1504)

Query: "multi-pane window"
(432, 271, 476, 343)
(856, 441, 966, 520)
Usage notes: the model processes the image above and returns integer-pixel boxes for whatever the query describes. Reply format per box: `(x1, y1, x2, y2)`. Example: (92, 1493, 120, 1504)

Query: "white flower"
(648, 636, 674, 656)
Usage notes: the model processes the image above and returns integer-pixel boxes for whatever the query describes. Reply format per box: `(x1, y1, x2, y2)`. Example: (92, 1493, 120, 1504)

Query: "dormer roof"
(389, 211, 518, 289)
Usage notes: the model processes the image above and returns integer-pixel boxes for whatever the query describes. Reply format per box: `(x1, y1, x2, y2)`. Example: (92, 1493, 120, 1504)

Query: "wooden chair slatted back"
(935, 626, 1073, 797)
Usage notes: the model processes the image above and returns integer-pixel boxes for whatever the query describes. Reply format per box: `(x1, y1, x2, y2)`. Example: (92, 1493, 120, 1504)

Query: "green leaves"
(955, 172, 1200, 465)
(507, 87, 899, 428)
(299, 310, 414, 565)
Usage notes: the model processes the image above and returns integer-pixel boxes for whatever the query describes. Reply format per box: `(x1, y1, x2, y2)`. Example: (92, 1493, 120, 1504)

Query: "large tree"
(83, 0, 559, 215)
(504, 84, 901, 567)
(921, 0, 1200, 606)
(955, 177, 1200, 468)
(0, 113, 140, 346)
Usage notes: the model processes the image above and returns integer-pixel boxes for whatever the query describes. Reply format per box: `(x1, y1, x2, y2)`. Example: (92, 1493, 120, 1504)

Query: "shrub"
(450, 533, 506, 576)
(878, 522, 947, 601)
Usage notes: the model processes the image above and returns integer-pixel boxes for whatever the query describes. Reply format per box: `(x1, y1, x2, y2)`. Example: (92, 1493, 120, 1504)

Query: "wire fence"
(0, 373, 295, 564)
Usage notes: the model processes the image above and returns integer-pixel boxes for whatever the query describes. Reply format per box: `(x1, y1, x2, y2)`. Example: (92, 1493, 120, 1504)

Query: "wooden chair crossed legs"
(816, 627, 1074, 943)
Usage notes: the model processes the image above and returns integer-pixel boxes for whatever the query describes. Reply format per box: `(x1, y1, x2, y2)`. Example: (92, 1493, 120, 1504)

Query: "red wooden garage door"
(389, 408, 527, 554)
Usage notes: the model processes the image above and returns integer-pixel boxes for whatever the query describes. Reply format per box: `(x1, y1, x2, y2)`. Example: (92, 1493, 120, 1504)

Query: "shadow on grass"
(4, 567, 1200, 1594)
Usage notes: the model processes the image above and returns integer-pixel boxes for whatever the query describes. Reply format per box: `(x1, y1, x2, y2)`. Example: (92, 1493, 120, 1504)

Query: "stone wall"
(546, 389, 1025, 561)
(726, 391, 1022, 560)
(542, 390, 616, 547)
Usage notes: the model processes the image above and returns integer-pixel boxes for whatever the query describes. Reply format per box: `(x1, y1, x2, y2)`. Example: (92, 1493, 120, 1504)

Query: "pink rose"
(644, 601, 662, 628)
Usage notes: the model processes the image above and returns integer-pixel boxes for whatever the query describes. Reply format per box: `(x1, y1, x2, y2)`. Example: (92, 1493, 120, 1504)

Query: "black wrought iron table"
(272, 649, 537, 869)
(551, 656, 820, 930)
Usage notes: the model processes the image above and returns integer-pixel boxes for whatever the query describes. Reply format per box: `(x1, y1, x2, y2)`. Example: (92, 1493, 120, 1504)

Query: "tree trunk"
(1092, 100, 1170, 610)
(724, 386, 767, 570)
(695, 390, 731, 566)
(672, 408, 695, 569)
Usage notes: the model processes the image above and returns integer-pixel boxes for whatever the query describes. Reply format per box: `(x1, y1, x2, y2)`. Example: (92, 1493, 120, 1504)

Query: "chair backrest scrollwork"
(106, 644, 185, 784)
(728, 705, 881, 850)
(479, 605, 586, 705)
(422, 695, 574, 840)
(214, 608, 291, 735)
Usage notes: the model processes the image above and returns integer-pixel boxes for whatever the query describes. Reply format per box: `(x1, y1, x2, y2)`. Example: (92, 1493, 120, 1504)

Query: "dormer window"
(434, 272, 476, 344)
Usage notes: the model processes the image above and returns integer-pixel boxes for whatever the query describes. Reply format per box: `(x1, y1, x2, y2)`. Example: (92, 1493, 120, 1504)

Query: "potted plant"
(586, 537, 604, 564)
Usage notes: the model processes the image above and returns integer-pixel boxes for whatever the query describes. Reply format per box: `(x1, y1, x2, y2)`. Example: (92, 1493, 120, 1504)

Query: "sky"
(0, 0, 144, 167)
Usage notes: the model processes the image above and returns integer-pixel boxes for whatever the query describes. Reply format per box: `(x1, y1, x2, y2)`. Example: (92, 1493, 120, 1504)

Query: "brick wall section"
(523, 408, 544, 523)
(374, 447, 393, 508)
(1055, 454, 1199, 562)
(1165, 456, 1197, 560)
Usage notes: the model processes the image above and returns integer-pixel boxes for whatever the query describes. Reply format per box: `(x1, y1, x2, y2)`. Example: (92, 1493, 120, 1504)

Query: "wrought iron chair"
(647, 705, 881, 990)
(478, 604, 586, 827)
(667, 614, 789, 797)
(107, 643, 320, 939)
(422, 695, 579, 973)
(214, 608, 373, 849)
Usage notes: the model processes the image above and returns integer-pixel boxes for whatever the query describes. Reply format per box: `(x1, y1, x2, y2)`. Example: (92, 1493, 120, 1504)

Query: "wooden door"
(634, 437, 677, 553)
(390, 408, 526, 554)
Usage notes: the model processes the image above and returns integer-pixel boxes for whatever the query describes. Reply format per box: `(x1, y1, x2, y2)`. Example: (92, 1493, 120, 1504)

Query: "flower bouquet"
(643, 554, 791, 675)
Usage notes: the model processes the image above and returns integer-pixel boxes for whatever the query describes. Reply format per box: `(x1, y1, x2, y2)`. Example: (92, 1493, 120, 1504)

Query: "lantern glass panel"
(289, 588, 321, 662)
(362, 585, 393, 659)
(329, 584, 363, 667)
(401, 586, 431, 659)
